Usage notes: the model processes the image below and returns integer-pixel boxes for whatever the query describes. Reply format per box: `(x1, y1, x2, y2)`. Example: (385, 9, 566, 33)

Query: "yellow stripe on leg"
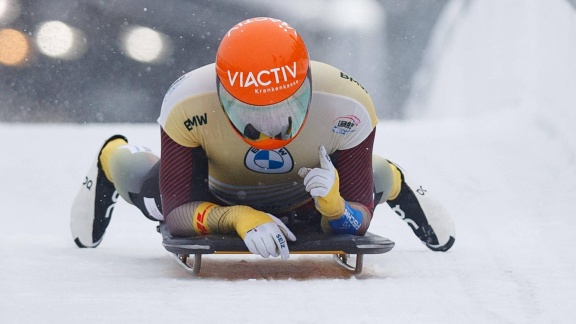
(387, 163, 403, 201)
(100, 138, 128, 183)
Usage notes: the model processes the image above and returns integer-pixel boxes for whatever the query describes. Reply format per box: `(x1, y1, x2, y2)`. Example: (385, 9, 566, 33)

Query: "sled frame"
(157, 223, 393, 276)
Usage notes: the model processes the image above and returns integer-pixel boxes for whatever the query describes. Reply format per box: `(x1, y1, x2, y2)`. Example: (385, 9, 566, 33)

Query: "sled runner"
(157, 223, 394, 276)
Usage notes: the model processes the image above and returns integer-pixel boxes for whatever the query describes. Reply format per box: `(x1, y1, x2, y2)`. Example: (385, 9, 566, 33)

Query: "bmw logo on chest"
(244, 147, 294, 174)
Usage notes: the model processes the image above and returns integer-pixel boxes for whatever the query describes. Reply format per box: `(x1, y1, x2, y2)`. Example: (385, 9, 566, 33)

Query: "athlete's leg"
(70, 135, 162, 248)
(373, 155, 456, 251)
(373, 155, 395, 206)
(71, 135, 127, 247)
(107, 144, 163, 221)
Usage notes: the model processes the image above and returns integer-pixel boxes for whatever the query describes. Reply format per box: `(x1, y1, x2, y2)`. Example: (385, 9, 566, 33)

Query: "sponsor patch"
(184, 113, 208, 131)
(244, 147, 294, 174)
(340, 71, 368, 93)
(332, 115, 360, 134)
(328, 201, 363, 234)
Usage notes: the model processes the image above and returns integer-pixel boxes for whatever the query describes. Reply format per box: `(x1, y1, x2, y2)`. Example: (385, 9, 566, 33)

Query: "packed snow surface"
(2, 0, 576, 322)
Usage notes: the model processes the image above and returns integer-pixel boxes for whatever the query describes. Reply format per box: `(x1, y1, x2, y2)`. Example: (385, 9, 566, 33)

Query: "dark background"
(0, 0, 449, 123)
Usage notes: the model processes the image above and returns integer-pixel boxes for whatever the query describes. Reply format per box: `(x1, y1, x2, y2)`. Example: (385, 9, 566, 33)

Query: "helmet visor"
(217, 72, 311, 149)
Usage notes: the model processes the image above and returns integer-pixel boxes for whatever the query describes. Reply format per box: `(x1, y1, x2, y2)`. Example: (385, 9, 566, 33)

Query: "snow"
(2, 0, 576, 323)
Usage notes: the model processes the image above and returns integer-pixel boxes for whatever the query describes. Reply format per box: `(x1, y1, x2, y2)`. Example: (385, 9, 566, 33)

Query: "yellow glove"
(298, 145, 345, 218)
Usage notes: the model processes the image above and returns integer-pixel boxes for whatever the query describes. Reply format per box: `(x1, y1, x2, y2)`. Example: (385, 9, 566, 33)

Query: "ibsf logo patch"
(244, 147, 294, 174)
(332, 115, 360, 134)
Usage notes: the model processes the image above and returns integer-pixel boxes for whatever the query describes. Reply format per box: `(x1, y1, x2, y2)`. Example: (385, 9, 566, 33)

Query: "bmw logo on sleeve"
(244, 147, 294, 174)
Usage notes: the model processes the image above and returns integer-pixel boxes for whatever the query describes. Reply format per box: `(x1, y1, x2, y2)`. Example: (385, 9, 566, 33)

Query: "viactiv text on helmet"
(227, 61, 298, 88)
(215, 17, 309, 106)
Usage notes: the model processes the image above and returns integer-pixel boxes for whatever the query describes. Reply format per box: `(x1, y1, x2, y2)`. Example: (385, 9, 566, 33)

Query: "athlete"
(71, 17, 455, 259)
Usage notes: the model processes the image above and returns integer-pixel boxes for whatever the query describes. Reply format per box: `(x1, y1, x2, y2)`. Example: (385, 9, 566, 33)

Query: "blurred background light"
(0, 28, 30, 66)
(35, 20, 87, 60)
(0, 0, 21, 25)
(119, 25, 173, 63)
(0, 0, 450, 123)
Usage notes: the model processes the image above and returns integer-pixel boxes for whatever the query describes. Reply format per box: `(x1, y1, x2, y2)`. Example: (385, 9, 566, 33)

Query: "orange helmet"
(216, 17, 311, 150)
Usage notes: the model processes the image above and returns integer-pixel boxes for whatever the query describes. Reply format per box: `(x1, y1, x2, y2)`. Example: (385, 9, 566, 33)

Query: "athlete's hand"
(242, 214, 297, 259)
(298, 145, 345, 218)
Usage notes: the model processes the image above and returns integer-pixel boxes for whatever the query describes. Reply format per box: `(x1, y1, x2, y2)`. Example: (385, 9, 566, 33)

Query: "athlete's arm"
(159, 129, 212, 217)
(159, 129, 296, 258)
(300, 129, 375, 235)
(331, 128, 375, 234)
(158, 129, 255, 236)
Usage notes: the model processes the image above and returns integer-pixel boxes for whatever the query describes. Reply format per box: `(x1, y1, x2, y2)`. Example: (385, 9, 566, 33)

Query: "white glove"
(299, 146, 344, 217)
(298, 145, 336, 197)
(243, 214, 297, 259)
